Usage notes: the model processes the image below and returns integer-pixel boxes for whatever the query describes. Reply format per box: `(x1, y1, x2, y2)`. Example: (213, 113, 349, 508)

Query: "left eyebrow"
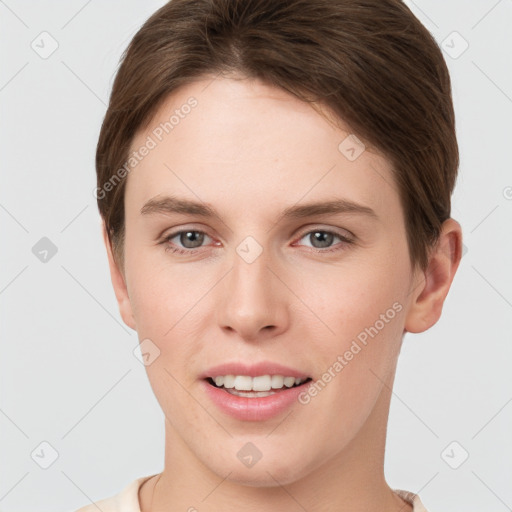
(140, 195, 378, 221)
(140, 196, 216, 217)
(281, 199, 378, 220)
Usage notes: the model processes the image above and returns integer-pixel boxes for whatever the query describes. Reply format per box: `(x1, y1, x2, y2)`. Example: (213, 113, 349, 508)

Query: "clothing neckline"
(123, 474, 429, 512)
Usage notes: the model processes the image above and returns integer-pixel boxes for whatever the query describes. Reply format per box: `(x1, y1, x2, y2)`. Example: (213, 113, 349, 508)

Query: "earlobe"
(101, 221, 137, 331)
(404, 218, 463, 334)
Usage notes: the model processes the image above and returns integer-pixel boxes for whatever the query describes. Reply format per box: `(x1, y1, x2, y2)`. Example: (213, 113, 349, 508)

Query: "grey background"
(0, 1, 511, 511)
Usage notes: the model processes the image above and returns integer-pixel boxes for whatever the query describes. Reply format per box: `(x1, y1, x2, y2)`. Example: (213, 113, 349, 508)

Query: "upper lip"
(200, 361, 310, 379)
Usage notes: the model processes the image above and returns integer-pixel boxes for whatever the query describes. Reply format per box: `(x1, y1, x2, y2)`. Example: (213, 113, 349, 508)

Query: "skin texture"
(102, 76, 462, 511)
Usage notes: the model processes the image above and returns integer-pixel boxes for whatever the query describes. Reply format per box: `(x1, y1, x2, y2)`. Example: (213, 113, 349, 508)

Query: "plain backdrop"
(0, 1, 511, 511)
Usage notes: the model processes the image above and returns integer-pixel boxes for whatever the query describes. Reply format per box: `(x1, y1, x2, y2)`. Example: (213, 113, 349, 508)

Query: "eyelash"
(161, 228, 354, 256)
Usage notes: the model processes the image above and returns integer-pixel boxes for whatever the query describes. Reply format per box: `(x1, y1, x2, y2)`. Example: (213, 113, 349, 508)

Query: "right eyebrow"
(140, 195, 379, 221)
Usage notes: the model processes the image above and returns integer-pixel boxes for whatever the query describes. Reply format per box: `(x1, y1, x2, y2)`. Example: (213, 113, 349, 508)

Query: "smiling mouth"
(205, 376, 313, 397)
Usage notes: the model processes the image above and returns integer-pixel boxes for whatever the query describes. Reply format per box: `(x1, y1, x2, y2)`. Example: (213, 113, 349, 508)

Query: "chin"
(204, 447, 315, 488)
(224, 467, 302, 488)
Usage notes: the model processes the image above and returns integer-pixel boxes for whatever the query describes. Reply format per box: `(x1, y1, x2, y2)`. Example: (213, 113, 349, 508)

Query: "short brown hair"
(96, 0, 459, 272)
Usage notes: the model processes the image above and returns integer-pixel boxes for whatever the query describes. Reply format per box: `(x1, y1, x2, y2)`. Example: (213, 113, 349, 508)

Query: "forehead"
(124, 76, 399, 222)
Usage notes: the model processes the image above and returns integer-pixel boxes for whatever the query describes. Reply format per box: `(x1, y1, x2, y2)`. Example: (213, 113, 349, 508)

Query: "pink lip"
(199, 361, 312, 422)
(200, 379, 311, 421)
(200, 361, 309, 379)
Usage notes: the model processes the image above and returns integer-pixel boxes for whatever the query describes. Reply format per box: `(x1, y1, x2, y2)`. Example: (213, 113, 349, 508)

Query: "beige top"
(75, 474, 429, 511)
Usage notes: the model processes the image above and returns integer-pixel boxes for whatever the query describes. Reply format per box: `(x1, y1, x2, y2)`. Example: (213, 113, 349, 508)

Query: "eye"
(294, 228, 354, 252)
(162, 229, 213, 255)
(161, 227, 354, 256)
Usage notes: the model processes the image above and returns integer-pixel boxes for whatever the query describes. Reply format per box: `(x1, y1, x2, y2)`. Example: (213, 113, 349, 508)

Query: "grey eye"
(178, 231, 206, 248)
(300, 230, 340, 249)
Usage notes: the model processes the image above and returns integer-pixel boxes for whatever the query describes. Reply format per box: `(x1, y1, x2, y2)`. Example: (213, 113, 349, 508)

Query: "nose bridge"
(216, 236, 288, 339)
(229, 240, 273, 310)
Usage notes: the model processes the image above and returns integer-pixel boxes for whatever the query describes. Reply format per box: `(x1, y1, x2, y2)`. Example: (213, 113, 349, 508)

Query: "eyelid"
(161, 223, 215, 240)
(293, 224, 355, 243)
(162, 227, 216, 246)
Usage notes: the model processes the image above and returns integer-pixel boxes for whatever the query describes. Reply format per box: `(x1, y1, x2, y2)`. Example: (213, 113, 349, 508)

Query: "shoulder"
(393, 488, 430, 512)
(72, 475, 157, 512)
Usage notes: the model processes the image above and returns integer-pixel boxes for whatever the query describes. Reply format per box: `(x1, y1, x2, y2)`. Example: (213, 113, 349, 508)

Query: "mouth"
(205, 375, 313, 398)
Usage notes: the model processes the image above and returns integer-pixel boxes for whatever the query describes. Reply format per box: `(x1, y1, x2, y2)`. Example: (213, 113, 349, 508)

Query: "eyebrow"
(140, 195, 378, 220)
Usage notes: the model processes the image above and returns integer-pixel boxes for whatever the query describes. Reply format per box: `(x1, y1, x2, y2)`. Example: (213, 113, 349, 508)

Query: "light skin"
(102, 76, 462, 511)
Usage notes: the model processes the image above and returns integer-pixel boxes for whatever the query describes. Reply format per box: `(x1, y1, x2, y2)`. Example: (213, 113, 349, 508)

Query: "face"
(110, 76, 427, 486)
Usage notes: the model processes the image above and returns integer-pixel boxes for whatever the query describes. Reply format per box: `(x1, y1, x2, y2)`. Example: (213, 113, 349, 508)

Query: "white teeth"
(211, 374, 308, 391)
(271, 375, 284, 389)
(283, 377, 296, 388)
(226, 389, 276, 398)
(252, 375, 272, 391)
(234, 375, 252, 391)
(223, 375, 235, 389)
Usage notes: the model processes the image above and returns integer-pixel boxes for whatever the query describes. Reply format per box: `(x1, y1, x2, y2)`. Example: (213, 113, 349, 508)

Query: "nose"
(216, 245, 290, 342)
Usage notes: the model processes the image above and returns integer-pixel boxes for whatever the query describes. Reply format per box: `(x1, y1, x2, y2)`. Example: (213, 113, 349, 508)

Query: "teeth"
(223, 375, 235, 389)
(283, 377, 296, 388)
(226, 389, 277, 398)
(252, 375, 271, 391)
(211, 374, 308, 391)
(271, 375, 284, 389)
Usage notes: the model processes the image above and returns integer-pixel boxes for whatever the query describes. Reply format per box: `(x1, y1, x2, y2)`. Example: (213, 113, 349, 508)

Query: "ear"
(404, 218, 463, 333)
(101, 221, 137, 331)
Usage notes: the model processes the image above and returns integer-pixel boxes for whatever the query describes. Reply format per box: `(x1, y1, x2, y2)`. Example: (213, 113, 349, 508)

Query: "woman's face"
(115, 76, 423, 485)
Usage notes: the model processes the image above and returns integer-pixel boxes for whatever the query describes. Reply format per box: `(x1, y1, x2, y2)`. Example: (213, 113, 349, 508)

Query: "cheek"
(125, 255, 209, 417)
(124, 240, 202, 332)
(125, 250, 214, 383)
(296, 253, 409, 405)
(304, 257, 406, 338)
(296, 264, 407, 436)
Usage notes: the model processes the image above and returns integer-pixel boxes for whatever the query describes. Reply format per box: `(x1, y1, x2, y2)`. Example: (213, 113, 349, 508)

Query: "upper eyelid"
(295, 226, 354, 240)
(165, 228, 213, 241)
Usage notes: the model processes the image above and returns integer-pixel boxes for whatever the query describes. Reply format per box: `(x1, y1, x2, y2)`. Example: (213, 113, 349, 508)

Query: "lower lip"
(201, 379, 310, 421)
